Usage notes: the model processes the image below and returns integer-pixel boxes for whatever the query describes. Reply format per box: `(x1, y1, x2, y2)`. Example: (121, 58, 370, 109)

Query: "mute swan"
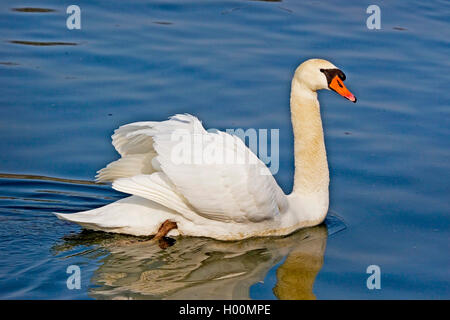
(55, 59, 356, 240)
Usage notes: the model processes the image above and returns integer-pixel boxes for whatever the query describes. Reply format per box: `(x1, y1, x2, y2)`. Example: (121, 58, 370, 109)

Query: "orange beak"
(329, 76, 357, 103)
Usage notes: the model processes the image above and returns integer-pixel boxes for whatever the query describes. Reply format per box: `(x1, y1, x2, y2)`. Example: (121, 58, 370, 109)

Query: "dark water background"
(0, 0, 448, 299)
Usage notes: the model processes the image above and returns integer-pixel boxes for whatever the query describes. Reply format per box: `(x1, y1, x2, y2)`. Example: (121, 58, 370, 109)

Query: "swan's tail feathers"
(54, 211, 102, 231)
(53, 196, 175, 236)
(54, 206, 124, 231)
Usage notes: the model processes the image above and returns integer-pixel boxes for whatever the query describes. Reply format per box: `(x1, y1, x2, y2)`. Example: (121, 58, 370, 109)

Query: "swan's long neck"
(290, 79, 329, 196)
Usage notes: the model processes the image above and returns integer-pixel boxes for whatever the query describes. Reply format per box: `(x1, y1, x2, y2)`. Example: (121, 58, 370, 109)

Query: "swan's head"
(293, 59, 356, 103)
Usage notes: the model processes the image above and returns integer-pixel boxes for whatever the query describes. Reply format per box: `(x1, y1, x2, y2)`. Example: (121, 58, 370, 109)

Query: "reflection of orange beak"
(329, 76, 357, 103)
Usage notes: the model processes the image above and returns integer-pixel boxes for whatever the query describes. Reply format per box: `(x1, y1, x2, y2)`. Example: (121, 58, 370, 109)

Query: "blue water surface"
(0, 0, 448, 299)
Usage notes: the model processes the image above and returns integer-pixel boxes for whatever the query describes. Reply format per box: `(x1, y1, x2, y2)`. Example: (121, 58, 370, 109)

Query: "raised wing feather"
(101, 114, 288, 223)
(96, 114, 199, 182)
(111, 121, 158, 156)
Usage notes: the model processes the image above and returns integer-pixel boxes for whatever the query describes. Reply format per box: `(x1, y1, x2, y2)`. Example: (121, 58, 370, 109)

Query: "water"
(0, 0, 448, 299)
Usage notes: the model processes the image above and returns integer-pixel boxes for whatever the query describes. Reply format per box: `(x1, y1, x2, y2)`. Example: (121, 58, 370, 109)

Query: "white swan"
(55, 59, 356, 240)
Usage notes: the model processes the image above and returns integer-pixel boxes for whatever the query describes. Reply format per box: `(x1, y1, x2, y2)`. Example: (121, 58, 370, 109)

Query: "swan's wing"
(111, 121, 158, 156)
(113, 116, 288, 223)
(95, 153, 156, 183)
(155, 131, 289, 222)
(111, 114, 203, 156)
(96, 114, 202, 182)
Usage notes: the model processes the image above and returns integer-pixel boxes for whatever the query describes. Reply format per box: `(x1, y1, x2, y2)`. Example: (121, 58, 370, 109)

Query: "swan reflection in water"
(56, 218, 344, 300)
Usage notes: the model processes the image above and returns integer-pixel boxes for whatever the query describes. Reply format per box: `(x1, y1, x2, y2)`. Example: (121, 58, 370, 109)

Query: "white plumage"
(55, 59, 356, 240)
